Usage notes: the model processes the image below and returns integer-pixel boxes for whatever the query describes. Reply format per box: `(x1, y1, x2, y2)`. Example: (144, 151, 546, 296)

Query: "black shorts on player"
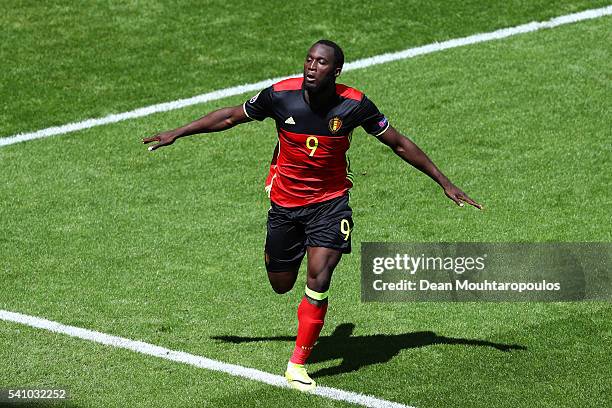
(265, 195, 354, 273)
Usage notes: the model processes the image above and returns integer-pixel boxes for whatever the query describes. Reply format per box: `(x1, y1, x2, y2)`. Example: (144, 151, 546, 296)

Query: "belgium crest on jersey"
(329, 117, 342, 134)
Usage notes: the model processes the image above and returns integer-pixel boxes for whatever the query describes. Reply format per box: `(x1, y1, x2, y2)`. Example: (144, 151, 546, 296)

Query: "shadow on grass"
(212, 323, 526, 378)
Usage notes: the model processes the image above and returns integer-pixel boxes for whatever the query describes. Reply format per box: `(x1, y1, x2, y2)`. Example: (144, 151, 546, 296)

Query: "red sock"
(290, 296, 328, 365)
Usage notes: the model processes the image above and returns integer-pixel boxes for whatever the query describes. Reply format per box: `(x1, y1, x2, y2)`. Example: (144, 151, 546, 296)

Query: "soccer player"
(143, 39, 481, 391)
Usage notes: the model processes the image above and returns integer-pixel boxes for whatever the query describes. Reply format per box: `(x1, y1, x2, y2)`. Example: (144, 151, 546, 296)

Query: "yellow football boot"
(285, 362, 316, 392)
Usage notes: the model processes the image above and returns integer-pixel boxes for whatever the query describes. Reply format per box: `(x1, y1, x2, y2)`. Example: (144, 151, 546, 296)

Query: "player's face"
(303, 44, 339, 92)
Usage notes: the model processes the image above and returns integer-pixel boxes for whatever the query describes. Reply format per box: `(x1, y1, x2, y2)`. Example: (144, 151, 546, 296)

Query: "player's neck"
(304, 84, 337, 111)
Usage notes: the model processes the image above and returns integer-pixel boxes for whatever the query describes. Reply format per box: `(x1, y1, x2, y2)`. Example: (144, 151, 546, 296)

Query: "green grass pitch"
(1, 1, 611, 407)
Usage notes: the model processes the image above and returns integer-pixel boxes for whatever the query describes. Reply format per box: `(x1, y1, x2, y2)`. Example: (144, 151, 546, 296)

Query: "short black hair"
(314, 39, 344, 70)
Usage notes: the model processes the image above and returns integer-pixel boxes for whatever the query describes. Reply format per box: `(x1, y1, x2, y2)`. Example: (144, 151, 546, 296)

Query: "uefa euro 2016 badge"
(329, 117, 342, 134)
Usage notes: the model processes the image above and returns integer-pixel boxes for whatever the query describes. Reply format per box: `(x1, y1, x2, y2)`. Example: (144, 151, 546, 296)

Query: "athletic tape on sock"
(305, 286, 328, 301)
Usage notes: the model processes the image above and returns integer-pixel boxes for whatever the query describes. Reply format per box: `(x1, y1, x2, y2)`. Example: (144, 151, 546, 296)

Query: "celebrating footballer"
(143, 39, 481, 391)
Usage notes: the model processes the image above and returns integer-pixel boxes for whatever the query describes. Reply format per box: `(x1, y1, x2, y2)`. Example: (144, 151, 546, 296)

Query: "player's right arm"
(142, 105, 251, 151)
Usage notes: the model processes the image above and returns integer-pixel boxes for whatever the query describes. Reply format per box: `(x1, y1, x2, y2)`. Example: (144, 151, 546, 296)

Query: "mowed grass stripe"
(0, 310, 414, 408)
(1, 5, 610, 147)
(3, 0, 608, 137)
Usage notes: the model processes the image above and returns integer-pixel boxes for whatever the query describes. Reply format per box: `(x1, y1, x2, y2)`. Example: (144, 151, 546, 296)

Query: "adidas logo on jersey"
(284, 116, 296, 125)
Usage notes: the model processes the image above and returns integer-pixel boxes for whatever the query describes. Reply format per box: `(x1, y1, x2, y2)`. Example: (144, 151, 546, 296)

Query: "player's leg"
(285, 195, 353, 391)
(305, 246, 342, 294)
(264, 203, 306, 294)
(265, 254, 299, 294)
(285, 247, 343, 391)
(290, 246, 341, 358)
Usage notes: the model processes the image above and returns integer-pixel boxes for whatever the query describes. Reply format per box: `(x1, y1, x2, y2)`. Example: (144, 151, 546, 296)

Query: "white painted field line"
(0, 309, 413, 408)
(1, 5, 611, 148)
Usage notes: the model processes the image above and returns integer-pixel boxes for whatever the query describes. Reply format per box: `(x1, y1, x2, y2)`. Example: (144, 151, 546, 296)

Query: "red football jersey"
(244, 78, 389, 207)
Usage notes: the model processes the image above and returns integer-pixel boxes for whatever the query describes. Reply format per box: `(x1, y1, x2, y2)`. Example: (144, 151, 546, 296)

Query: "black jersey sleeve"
(357, 96, 390, 137)
(244, 86, 274, 121)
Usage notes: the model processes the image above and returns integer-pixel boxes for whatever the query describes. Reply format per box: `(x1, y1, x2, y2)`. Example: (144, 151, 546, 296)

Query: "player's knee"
(307, 274, 331, 293)
(266, 266, 299, 295)
(269, 275, 297, 294)
(307, 266, 333, 292)
(271, 283, 292, 294)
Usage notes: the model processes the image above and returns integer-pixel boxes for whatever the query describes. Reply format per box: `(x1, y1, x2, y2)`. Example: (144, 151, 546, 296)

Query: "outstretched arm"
(378, 126, 482, 209)
(142, 105, 252, 151)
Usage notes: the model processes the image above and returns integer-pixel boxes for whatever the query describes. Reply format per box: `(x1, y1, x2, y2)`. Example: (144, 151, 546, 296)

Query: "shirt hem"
(271, 190, 349, 209)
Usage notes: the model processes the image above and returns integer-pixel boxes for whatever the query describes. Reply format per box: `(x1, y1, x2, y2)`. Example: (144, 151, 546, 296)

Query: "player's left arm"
(377, 126, 482, 209)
